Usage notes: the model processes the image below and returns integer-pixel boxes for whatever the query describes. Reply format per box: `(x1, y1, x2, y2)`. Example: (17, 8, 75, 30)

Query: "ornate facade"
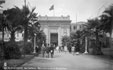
(38, 15, 71, 46)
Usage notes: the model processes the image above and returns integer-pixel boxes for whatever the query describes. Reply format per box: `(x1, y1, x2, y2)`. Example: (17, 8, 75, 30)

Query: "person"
(75, 40, 80, 55)
(35, 46, 39, 55)
(71, 46, 75, 55)
(46, 44, 50, 58)
(41, 44, 46, 57)
(50, 44, 55, 58)
(56, 45, 59, 52)
(64, 45, 68, 53)
(59, 46, 62, 52)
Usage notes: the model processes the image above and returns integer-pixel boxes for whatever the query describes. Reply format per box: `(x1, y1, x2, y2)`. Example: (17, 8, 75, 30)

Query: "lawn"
(0, 55, 34, 68)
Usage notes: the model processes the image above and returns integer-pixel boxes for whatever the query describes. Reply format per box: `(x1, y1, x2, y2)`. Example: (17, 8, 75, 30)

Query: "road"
(22, 51, 113, 70)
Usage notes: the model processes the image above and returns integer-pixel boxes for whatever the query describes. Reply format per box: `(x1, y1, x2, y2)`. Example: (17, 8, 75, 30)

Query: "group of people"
(41, 43, 55, 58)
(56, 45, 80, 55)
(35, 43, 79, 58)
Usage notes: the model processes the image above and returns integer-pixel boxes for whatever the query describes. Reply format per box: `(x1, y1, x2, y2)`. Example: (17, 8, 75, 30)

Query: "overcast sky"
(2, 0, 113, 23)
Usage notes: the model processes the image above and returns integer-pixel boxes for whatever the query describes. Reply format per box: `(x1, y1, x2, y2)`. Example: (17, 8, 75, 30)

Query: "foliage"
(62, 35, 70, 46)
(4, 42, 21, 59)
(99, 4, 113, 49)
(87, 18, 103, 55)
(3, 7, 24, 42)
(100, 4, 113, 35)
(3, 5, 38, 43)
(23, 42, 33, 54)
(36, 30, 46, 47)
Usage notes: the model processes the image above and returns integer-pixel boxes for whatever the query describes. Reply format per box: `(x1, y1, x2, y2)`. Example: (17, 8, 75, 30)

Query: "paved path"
(22, 51, 113, 70)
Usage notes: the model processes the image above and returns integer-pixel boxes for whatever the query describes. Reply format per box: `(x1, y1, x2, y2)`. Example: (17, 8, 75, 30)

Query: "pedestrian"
(46, 44, 50, 58)
(71, 46, 75, 55)
(41, 44, 46, 57)
(35, 46, 39, 55)
(75, 40, 80, 55)
(64, 45, 67, 53)
(59, 46, 62, 53)
(56, 45, 59, 52)
(50, 44, 55, 58)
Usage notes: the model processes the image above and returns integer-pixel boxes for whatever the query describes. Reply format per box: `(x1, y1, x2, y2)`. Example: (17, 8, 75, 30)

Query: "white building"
(38, 15, 71, 46)
(0, 30, 24, 42)
(70, 22, 86, 32)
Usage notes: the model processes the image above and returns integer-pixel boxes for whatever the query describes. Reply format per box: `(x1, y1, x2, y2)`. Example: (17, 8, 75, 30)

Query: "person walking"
(46, 44, 50, 58)
(71, 46, 75, 55)
(41, 44, 46, 57)
(64, 45, 68, 53)
(50, 44, 55, 58)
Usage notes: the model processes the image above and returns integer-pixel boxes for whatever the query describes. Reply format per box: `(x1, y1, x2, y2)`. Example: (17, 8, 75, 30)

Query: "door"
(50, 33, 58, 46)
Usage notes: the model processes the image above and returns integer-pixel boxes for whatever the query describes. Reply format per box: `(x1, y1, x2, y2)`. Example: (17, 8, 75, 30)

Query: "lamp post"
(33, 33, 36, 53)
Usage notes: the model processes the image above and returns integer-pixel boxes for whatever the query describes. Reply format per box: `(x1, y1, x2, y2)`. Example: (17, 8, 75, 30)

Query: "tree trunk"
(24, 26, 28, 43)
(10, 31, 15, 43)
(23, 24, 28, 57)
(1, 25, 4, 60)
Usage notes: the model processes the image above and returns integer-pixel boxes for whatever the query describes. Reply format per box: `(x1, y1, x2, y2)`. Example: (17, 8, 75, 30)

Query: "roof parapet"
(38, 15, 71, 21)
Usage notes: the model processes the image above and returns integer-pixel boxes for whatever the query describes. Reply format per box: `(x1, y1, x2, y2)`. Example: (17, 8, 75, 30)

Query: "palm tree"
(3, 5, 37, 43)
(100, 4, 113, 48)
(87, 18, 103, 55)
(14, 5, 37, 43)
(3, 8, 24, 43)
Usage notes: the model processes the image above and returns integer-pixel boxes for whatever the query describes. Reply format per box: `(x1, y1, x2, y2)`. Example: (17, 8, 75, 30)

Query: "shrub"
(23, 42, 33, 54)
(4, 43, 21, 59)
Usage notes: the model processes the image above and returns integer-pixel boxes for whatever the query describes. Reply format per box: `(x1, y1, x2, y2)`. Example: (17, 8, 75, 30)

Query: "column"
(84, 37, 88, 54)
(33, 34, 36, 53)
(58, 27, 61, 46)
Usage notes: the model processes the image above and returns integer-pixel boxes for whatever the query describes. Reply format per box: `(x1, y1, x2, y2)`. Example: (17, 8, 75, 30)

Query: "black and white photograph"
(0, 0, 113, 70)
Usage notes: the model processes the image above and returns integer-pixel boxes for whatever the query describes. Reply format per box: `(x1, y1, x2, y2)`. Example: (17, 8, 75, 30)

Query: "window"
(73, 26, 77, 30)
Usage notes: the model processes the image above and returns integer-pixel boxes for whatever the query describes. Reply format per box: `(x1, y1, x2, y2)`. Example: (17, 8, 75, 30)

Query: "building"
(0, 30, 24, 42)
(15, 31, 24, 42)
(0, 31, 10, 42)
(70, 22, 86, 32)
(38, 15, 71, 46)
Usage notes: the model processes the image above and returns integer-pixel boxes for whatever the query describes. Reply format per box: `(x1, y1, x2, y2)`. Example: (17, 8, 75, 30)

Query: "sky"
(2, 0, 113, 23)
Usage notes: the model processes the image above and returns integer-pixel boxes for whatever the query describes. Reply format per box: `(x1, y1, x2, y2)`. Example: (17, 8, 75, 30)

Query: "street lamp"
(33, 33, 36, 53)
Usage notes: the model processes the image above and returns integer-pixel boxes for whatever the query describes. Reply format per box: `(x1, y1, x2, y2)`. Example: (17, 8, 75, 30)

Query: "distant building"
(38, 15, 71, 46)
(0, 31, 10, 42)
(15, 31, 24, 42)
(70, 22, 86, 32)
(0, 30, 24, 42)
